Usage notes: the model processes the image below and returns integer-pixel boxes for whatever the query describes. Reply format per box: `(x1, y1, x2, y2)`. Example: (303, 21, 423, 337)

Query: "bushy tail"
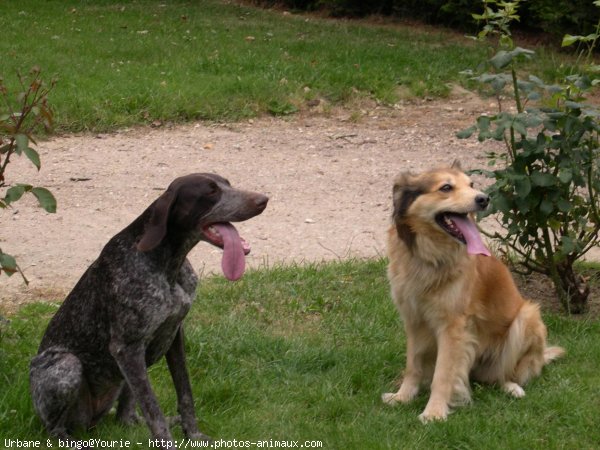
(544, 346, 565, 364)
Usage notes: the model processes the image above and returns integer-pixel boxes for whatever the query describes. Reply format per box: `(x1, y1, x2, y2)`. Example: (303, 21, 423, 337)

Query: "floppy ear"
(392, 172, 422, 248)
(137, 188, 177, 252)
(451, 159, 462, 171)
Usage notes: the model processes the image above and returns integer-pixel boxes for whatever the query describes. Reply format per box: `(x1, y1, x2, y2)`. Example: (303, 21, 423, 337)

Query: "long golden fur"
(382, 164, 564, 423)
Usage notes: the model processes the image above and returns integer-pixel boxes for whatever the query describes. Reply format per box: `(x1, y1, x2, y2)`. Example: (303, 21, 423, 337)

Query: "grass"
(2, 259, 599, 449)
(0, 0, 489, 132)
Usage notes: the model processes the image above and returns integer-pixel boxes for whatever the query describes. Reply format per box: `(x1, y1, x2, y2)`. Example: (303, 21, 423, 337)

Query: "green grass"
(1, 0, 491, 132)
(2, 259, 599, 449)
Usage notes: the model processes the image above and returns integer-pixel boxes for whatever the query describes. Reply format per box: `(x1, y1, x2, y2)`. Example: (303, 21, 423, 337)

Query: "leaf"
(515, 195, 530, 214)
(511, 47, 535, 58)
(558, 168, 572, 184)
(548, 218, 562, 231)
(557, 198, 571, 212)
(512, 118, 527, 136)
(540, 198, 553, 215)
(561, 236, 575, 254)
(490, 50, 512, 70)
(562, 34, 581, 47)
(15, 133, 28, 156)
(529, 75, 545, 85)
(515, 177, 531, 197)
(545, 84, 564, 94)
(492, 194, 511, 215)
(523, 113, 544, 128)
(491, 76, 506, 92)
(24, 147, 41, 170)
(456, 125, 477, 139)
(565, 101, 584, 110)
(531, 172, 557, 187)
(4, 184, 30, 204)
(0, 252, 17, 275)
(31, 187, 57, 213)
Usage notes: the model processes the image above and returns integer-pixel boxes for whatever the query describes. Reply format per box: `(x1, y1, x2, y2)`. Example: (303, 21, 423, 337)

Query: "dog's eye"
(207, 182, 219, 195)
(470, 181, 474, 188)
(439, 184, 453, 193)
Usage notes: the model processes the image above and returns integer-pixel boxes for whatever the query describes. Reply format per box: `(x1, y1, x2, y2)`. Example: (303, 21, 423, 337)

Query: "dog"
(381, 163, 564, 423)
(30, 173, 268, 448)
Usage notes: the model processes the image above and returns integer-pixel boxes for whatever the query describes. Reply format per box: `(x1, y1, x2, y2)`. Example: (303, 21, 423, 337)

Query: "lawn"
(2, 0, 487, 132)
(1, 259, 599, 449)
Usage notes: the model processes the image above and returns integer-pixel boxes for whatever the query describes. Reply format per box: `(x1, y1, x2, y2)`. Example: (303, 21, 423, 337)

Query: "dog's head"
(137, 173, 268, 280)
(391, 162, 490, 256)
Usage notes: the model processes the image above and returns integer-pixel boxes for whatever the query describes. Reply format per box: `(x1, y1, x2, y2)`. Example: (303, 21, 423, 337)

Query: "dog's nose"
(254, 194, 269, 211)
(475, 194, 490, 210)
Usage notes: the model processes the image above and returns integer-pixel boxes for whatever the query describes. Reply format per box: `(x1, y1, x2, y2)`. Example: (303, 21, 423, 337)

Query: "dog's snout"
(253, 193, 269, 211)
(475, 194, 490, 210)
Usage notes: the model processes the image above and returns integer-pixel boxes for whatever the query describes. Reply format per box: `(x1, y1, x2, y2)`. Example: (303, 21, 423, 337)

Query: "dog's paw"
(382, 392, 400, 406)
(503, 382, 526, 398)
(418, 403, 449, 423)
(117, 411, 142, 426)
(382, 384, 419, 406)
(186, 431, 212, 443)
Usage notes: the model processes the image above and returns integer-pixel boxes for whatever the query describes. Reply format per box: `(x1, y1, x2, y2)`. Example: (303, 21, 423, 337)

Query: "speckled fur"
(30, 174, 268, 449)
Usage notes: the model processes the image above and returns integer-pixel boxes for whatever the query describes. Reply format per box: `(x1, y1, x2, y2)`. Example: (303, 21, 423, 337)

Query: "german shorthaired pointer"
(30, 173, 268, 449)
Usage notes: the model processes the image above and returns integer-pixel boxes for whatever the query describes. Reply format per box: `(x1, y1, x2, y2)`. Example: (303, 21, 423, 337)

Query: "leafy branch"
(0, 67, 57, 282)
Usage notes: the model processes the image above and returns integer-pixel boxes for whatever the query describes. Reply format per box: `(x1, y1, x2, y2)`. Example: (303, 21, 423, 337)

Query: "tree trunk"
(555, 261, 590, 314)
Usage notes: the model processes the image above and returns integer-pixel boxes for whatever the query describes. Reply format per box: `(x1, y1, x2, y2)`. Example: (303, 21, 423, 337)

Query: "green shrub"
(458, 0, 600, 314)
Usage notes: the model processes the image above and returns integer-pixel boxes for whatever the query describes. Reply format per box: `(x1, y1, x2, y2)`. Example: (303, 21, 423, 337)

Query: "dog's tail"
(544, 346, 565, 364)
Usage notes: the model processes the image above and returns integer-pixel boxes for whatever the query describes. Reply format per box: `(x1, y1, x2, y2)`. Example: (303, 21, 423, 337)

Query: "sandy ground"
(0, 88, 577, 314)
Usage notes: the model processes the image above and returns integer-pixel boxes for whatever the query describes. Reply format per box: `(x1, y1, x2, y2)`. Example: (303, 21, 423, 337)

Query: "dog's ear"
(392, 172, 422, 248)
(137, 188, 177, 252)
(451, 159, 462, 171)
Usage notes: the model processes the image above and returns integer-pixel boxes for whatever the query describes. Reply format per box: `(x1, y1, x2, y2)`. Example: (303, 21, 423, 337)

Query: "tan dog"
(382, 164, 564, 423)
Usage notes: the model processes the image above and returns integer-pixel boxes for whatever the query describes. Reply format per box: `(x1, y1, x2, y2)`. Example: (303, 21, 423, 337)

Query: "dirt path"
(0, 89, 512, 314)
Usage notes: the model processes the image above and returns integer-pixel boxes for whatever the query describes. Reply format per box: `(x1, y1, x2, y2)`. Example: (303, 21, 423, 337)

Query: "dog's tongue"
(213, 223, 246, 281)
(450, 215, 491, 256)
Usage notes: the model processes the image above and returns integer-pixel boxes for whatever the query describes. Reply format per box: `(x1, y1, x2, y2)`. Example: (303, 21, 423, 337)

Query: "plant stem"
(511, 66, 523, 114)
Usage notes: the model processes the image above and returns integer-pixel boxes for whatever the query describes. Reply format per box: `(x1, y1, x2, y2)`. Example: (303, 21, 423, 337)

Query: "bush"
(524, 0, 600, 37)
(458, 0, 600, 314)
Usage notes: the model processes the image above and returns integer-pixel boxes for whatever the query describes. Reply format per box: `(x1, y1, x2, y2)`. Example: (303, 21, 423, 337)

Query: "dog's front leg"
(165, 326, 211, 442)
(109, 341, 174, 449)
(116, 382, 141, 425)
(419, 321, 471, 423)
(382, 322, 428, 405)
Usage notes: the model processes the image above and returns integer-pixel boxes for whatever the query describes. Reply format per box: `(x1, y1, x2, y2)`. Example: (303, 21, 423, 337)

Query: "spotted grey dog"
(30, 174, 268, 449)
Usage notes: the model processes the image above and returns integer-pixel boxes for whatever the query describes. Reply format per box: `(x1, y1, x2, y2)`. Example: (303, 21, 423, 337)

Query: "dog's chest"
(144, 282, 194, 363)
(393, 263, 468, 319)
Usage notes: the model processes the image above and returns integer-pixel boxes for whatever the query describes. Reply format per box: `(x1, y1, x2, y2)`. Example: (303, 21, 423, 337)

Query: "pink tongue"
(213, 223, 246, 281)
(449, 215, 491, 256)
